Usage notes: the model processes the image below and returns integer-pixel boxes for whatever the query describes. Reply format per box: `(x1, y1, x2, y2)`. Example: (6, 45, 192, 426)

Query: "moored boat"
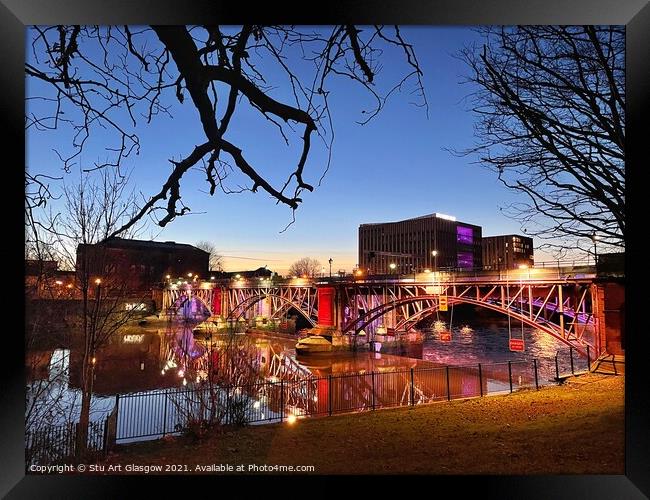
(295, 335, 332, 354)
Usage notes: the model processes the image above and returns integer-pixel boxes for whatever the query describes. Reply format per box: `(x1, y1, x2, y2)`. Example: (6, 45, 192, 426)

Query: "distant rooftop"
(482, 234, 531, 239)
(360, 213, 482, 227)
(78, 237, 209, 253)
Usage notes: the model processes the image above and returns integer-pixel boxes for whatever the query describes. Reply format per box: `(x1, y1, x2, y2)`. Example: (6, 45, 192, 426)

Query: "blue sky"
(27, 26, 549, 274)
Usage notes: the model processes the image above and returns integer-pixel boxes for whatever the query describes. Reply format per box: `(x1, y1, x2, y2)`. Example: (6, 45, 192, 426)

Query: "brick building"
(76, 238, 209, 292)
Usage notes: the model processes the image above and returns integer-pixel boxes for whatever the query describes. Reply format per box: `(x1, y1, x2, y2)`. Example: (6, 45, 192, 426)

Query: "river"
(27, 308, 585, 437)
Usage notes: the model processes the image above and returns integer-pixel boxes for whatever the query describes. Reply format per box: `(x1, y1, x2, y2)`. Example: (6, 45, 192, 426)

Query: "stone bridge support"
(593, 279, 625, 356)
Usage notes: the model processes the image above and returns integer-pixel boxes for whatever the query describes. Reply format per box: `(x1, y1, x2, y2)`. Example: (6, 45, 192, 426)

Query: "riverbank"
(102, 373, 624, 474)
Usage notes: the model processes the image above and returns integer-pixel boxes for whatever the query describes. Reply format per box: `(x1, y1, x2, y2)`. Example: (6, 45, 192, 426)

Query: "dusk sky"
(27, 26, 553, 274)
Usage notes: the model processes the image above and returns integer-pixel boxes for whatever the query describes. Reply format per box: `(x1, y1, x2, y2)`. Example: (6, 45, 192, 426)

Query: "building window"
(456, 226, 474, 245)
(457, 251, 474, 269)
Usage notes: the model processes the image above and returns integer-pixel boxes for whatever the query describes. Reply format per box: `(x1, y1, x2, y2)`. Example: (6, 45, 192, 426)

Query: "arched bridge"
(161, 270, 618, 357)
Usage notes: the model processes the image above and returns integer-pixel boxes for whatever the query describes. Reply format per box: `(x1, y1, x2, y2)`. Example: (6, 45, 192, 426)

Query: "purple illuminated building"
(358, 213, 482, 274)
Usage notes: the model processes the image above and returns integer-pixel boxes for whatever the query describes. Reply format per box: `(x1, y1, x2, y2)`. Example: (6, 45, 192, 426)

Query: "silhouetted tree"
(26, 25, 426, 232)
(288, 257, 321, 277)
(195, 240, 223, 272)
(456, 26, 624, 255)
(43, 169, 149, 458)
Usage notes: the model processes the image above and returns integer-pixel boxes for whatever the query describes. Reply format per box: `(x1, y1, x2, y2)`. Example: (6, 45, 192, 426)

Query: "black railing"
(25, 419, 108, 467)
(112, 357, 584, 443)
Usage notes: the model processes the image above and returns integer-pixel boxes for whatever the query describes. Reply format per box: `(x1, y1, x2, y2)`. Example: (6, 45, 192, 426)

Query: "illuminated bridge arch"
(170, 294, 212, 317)
(227, 289, 318, 326)
(342, 294, 594, 355)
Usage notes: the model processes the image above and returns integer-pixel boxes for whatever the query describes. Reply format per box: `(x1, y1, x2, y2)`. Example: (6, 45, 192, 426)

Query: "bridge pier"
(593, 279, 625, 357)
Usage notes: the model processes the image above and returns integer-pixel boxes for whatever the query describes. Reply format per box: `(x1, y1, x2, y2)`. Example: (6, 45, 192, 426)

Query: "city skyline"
(27, 27, 575, 275)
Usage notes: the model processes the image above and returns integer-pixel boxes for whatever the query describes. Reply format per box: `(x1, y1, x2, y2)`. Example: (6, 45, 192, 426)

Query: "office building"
(482, 234, 534, 270)
(358, 213, 482, 274)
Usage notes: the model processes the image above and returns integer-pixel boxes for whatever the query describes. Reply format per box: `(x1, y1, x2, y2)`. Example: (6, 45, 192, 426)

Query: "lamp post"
(431, 250, 438, 278)
(591, 232, 598, 269)
(328, 258, 333, 278)
(389, 262, 396, 277)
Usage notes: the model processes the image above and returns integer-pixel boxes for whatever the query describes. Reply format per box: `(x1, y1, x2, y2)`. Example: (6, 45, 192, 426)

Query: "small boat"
(192, 321, 216, 335)
(295, 335, 332, 354)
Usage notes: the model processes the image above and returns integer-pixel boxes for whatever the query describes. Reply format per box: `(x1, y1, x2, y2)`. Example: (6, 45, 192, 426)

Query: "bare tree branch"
(453, 26, 624, 255)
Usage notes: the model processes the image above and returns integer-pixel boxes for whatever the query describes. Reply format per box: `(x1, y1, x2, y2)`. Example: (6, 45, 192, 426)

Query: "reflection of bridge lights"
(433, 321, 446, 332)
(460, 325, 473, 334)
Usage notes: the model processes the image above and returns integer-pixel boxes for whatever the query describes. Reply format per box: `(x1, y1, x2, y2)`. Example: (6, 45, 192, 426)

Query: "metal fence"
(25, 419, 108, 467)
(113, 354, 587, 443)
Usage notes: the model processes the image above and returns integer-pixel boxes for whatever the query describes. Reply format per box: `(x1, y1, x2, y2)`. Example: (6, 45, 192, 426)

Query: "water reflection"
(27, 315, 588, 436)
(28, 318, 587, 399)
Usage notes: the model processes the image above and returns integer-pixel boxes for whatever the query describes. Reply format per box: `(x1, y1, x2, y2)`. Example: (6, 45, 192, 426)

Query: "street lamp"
(518, 263, 530, 280)
(389, 262, 396, 276)
(431, 250, 438, 276)
(328, 258, 333, 278)
(591, 232, 599, 268)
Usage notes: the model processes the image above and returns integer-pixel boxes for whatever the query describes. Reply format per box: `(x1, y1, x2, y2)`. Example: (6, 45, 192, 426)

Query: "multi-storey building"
(358, 213, 482, 274)
(482, 234, 534, 270)
(76, 238, 210, 291)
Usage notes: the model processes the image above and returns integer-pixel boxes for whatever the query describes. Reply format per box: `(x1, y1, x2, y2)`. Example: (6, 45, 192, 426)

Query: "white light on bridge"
(123, 333, 145, 344)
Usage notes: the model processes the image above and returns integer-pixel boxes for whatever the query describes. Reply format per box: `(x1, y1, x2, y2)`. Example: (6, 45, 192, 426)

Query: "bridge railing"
(162, 262, 601, 291)
(112, 351, 586, 443)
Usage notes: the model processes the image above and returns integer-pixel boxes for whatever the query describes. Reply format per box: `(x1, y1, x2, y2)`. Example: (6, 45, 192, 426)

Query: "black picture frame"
(5, 1, 648, 497)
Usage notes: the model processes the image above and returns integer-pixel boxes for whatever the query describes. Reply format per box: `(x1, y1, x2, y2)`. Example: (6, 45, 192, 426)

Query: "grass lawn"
(102, 373, 624, 474)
